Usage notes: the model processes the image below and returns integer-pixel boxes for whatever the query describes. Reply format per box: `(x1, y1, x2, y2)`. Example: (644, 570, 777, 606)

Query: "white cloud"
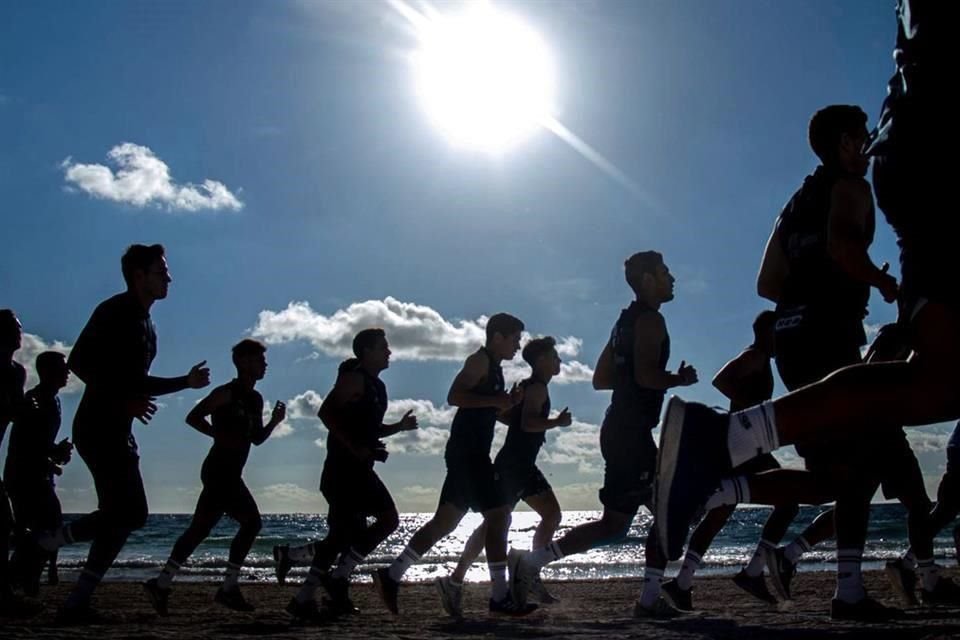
(393, 484, 442, 512)
(261, 398, 296, 438)
(906, 428, 952, 454)
(252, 298, 595, 381)
(14, 333, 81, 394)
(541, 419, 602, 474)
(256, 483, 322, 513)
(551, 482, 603, 511)
(383, 398, 455, 456)
(62, 142, 243, 212)
(287, 389, 325, 420)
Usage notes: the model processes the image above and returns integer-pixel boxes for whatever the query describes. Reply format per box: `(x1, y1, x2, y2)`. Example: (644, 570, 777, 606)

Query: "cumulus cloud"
(287, 389, 325, 420)
(261, 401, 294, 438)
(393, 484, 442, 512)
(541, 419, 602, 474)
(252, 297, 594, 380)
(257, 483, 322, 513)
(62, 143, 243, 212)
(906, 428, 953, 454)
(14, 333, 81, 394)
(381, 398, 456, 456)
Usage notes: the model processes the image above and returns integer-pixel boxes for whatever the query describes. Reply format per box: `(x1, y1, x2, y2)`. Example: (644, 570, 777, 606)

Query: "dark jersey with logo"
(4, 387, 61, 485)
(69, 292, 186, 453)
(445, 347, 505, 463)
(200, 380, 265, 481)
(495, 377, 549, 471)
(604, 301, 670, 431)
(325, 361, 388, 469)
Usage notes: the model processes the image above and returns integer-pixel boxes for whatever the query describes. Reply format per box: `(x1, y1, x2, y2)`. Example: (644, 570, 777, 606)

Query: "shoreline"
(5, 569, 960, 639)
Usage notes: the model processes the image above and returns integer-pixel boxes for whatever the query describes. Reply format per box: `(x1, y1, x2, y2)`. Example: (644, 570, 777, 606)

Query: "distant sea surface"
(46, 505, 955, 583)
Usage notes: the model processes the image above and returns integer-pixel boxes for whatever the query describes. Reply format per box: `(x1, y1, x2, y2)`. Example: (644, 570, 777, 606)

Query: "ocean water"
(45, 504, 956, 584)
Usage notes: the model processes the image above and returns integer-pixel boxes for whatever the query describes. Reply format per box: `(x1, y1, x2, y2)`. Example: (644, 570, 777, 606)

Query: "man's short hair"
(808, 105, 868, 163)
(121, 244, 166, 287)
(353, 328, 386, 358)
(36, 351, 66, 381)
(522, 336, 557, 367)
(624, 251, 663, 293)
(232, 338, 266, 365)
(486, 313, 524, 340)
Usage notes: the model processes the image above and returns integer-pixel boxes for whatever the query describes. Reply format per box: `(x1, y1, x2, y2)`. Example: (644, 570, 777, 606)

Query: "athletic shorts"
(733, 452, 780, 476)
(598, 423, 657, 516)
(775, 321, 863, 462)
(495, 464, 552, 505)
(439, 456, 509, 513)
(6, 477, 63, 534)
(320, 463, 395, 516)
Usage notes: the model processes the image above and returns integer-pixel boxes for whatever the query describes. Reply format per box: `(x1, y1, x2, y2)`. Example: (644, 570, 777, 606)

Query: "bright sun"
(412, 3, 556, 152)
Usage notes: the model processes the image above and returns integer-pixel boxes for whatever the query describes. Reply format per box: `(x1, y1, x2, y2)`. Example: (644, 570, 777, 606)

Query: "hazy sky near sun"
(2, 0, 947, 514)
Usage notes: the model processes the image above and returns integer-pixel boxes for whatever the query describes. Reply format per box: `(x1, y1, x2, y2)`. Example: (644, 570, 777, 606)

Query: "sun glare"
(412, 2, 556, 152)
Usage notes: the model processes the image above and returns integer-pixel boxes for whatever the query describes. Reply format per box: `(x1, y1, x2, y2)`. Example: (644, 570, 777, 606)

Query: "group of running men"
(1, 0, 958, 626)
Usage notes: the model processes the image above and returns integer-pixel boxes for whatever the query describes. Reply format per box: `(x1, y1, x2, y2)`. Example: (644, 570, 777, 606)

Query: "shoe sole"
(142, 582, 169, 617)
(654, 396, 685, 560)
(763, 549, 791, 601)
(434, 578, 462, 619)
(659, 588, 691, 612)
(373, 571, 399, 615)
(732, 576, 776, 605)
(884, 564, 918, 607)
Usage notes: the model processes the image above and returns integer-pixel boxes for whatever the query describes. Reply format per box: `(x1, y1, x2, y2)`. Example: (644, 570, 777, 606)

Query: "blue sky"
(2, 0, 949, 513)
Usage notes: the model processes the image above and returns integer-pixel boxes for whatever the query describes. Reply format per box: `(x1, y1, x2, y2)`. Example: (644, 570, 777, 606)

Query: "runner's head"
(122, 244, 170, 302)
(522, 336, 560, 381)
(232, 338, 268, 381)
(353, 328, 390, 372)
(0, 309, 22, 355)
(36, 351, 69, 390)
(485, 313, 524, 361)
(809, 105, 869, 176)
(752, 310, 776, 356)
(625, 251, 674, 304)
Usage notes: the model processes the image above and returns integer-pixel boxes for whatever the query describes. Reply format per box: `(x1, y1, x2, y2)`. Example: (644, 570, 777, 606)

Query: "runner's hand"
(555, 407, 572, 427)
(187, 361, 211, 389)
(676, 361, 698, 386)
(270, 401, 286, 424)
(399, 409, 418, 431)
(127, 396, 158, 424)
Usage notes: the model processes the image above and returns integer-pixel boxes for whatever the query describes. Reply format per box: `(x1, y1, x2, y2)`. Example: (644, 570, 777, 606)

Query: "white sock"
(676, 551, 701, 591)
(744, 540, 773, 577)
(834, 548, 865, 603)
(489, 561, 508, 601)
(295, 566, 324, 604)
(639, 567, 664, 608)
(388, 546, 421, 582)
(706, 476, 750, 510)
(784, 536, 811, 564)
(917, 558, 940, 591)
(156, 558, 181, 590)
(902, 549, 917, 568)
(727, 401, 780, 468)
(528, 541, 564, 570)
(224, 562, 242, 591)
(287, 542, 315, 563)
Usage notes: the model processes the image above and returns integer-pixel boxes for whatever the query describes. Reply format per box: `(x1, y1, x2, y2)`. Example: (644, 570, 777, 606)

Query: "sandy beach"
(5, 569, 960, 639)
